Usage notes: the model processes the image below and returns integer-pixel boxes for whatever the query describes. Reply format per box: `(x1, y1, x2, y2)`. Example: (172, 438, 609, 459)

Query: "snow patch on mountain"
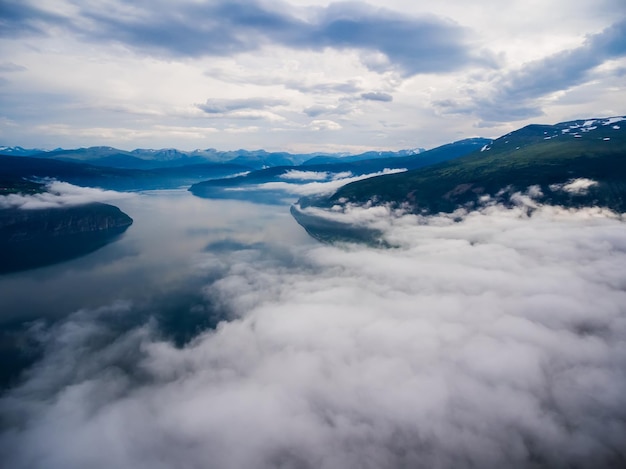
(603, 117, 625, 126)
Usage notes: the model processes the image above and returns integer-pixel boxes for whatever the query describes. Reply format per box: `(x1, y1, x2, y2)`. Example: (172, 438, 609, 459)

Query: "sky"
(0, 0, 625, 152)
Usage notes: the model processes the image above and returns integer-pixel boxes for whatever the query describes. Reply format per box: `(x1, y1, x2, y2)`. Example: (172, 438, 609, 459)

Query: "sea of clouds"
(1, 198, 625, 468)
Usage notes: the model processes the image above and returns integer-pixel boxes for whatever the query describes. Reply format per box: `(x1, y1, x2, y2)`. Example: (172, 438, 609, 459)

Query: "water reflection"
(0, 207, 132, 275)
(0, 190, 314, 385)
(1, 190, 312, 323)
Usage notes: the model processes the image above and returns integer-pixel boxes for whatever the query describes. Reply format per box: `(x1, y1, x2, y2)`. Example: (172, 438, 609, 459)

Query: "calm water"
(0, 189, 314, 340)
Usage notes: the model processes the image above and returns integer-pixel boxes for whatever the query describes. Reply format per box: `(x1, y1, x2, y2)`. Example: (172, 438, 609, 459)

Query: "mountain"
(1, 146, 434, 170)
(0, 146, 49, 156)
(301, 148, 425, 165)
(21, 147, 206, 170)
(292, 116, 626, 242)
(189, 138, 490, 203)
(0, 156, 251, 191)
(130, 148, 319, 168)
(0, 146, 322, 170)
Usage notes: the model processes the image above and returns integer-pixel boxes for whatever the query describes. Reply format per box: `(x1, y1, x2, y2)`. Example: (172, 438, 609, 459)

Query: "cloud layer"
(5, 0, 476, 77)
(436, 19, 626, 122)
(0, 180, 133, 209)
(0, 0, 624, 151)
(2, 201, 625, 468)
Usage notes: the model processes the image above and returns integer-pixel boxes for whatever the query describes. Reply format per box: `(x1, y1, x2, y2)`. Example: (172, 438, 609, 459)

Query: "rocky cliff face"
(0, 203, 133, 273)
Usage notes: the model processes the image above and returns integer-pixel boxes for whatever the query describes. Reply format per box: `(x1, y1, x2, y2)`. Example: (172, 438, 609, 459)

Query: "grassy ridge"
(323, 119, 626, 213)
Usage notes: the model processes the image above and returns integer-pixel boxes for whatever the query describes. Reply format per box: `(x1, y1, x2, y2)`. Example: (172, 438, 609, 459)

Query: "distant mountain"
(0, 146, 317, 169)
(0, 156, 251, 191)
(189, 138, 489, 203)
(0, 146, 49, 156)
(229, 151, 302, 168)
(69, 154, 168, 170)
(1, 146, 433, 170)
(25, 147, 203, 170)
(131, 148, 190, 161)
(292, 116, 626, 242)
(301, 148, 425, 165)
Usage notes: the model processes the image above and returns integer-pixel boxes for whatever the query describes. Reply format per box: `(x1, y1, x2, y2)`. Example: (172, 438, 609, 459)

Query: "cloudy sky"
(0, 0, 624, 152)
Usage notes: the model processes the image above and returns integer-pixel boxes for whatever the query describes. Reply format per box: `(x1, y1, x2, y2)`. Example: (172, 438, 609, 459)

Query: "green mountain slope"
(308, 116, 626, 214)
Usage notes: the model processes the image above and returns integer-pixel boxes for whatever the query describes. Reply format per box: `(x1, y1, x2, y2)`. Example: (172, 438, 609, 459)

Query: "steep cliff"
(0, 203, 133, 273)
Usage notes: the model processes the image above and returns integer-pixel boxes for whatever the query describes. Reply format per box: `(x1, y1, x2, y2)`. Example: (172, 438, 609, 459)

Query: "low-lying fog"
(1, 188, 625, 468)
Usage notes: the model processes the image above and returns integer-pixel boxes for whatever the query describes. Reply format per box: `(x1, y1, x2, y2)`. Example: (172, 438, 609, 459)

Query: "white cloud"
(279, 170, 330, 180)
(550, 178, 598, 195)
(331, 171, 354, 180)
(249, 168, 406, 197)
(2, 202, 626, 468)
(0, 180, 133, 209)
(0, 1, 624, 153)
(309, 119, 342, 131)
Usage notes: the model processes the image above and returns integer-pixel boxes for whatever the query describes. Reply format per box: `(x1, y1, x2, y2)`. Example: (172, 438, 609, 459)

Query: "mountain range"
(291, 116, 626, 243)
(188, 138, 490, 203)
(0, 146, 427, 170)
